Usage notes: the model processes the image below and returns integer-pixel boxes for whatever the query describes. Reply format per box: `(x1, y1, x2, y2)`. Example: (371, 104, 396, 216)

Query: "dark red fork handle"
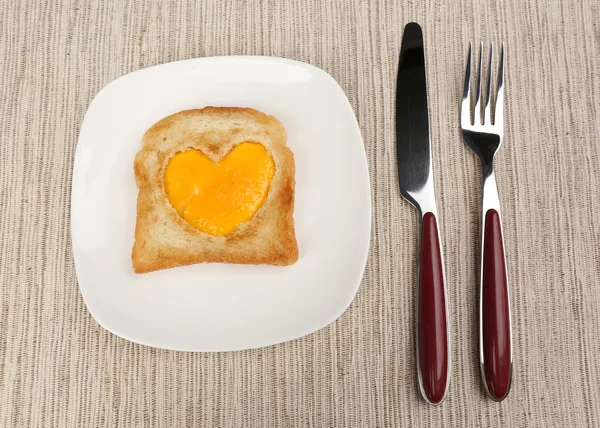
(481, 209, 512, 401)
(418, 212, 449, 404)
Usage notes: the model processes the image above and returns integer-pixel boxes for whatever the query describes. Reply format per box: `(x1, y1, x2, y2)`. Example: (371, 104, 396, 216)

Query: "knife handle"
(417, 212, 450, 405)
(481, 208, 512, 401)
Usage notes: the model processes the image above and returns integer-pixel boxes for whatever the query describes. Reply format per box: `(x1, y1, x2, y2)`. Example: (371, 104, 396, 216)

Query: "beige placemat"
(1, 0, 600, 426)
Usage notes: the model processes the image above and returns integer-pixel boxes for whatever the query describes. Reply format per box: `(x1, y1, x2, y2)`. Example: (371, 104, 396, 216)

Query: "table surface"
(2, 0, 600, 426)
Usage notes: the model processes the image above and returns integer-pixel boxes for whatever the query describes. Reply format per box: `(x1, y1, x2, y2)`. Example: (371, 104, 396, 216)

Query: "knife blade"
(396, 22, 451, 405)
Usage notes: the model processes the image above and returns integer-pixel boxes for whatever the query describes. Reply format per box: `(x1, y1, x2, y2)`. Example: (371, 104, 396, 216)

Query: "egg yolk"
(164, 142, 275, 236)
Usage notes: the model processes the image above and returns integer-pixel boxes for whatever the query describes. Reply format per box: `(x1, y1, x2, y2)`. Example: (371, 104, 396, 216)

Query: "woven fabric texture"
(1, 0, 600, 426)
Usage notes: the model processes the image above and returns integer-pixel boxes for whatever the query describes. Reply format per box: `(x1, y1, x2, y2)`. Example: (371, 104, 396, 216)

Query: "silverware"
(460, 42, 512, 401)
(396, 22, 451, 405)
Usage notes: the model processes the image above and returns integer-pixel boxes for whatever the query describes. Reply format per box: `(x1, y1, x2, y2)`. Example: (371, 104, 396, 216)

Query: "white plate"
(71, 56, 371, 351)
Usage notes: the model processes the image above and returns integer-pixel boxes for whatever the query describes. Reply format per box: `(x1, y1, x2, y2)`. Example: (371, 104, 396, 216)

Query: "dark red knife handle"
(418, 212, 449, 404)
(481, 209, 512, 401)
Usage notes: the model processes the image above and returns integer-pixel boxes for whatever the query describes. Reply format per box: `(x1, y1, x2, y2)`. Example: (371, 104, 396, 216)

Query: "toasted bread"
(132, 107, 298, 273)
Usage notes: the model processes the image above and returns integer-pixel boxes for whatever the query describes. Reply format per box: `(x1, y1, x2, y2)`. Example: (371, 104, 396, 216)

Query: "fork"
(460, 42, 512, 401)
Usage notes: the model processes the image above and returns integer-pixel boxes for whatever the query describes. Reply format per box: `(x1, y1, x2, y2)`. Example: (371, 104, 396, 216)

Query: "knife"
(396, 22, 450, 405)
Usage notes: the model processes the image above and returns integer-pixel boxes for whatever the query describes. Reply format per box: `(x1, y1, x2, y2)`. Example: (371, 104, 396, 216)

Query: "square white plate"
(72, 56, 371, 351)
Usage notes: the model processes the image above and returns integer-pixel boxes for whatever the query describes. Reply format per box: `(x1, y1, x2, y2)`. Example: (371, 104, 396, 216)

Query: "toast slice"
(132, 107, 298, 273)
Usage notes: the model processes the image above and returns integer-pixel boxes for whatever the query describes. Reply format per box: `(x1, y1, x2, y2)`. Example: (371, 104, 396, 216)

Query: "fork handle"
(480, 172, 512, 401)
(417, 212, 450, 405)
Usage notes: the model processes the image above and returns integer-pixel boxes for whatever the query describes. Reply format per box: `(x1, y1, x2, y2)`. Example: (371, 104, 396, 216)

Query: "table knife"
(396, 22, 451, 405)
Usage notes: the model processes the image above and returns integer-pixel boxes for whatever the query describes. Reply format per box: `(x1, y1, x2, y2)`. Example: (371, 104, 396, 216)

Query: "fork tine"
(461, 42, 472, 128)
(473, 42, 483, 125)
(484, 43, 493, 125)
(495, 42, 504, 127)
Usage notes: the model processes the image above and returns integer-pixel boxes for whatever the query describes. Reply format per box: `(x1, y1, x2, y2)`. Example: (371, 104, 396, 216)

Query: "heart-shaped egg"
(164, 142, 275, 236)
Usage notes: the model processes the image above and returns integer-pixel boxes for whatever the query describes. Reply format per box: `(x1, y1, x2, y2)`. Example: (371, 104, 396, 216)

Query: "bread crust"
(132, 107, 298, 273)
